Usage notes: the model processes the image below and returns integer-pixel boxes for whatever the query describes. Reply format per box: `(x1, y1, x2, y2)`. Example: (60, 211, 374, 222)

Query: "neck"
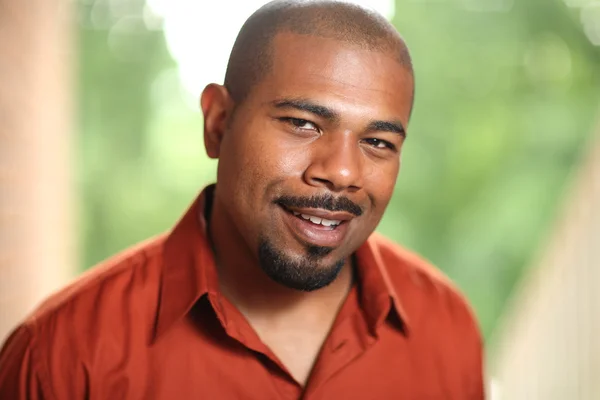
(207, 193, 353, 322)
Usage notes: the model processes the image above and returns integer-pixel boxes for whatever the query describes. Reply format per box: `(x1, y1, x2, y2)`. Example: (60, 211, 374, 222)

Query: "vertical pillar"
(490, 128, 600, 399)
(0, 0, 75, 342)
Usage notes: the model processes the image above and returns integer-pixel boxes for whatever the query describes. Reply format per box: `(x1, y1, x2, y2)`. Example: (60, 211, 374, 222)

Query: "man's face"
(211, 33, 414, 291)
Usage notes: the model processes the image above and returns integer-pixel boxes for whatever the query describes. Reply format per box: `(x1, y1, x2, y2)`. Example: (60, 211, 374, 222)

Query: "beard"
(257, 237, 345, 291)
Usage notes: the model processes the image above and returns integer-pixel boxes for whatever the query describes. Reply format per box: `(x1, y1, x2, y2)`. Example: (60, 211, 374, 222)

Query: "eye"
(363, 138, 396, 151)
(281, 118, 319, 132)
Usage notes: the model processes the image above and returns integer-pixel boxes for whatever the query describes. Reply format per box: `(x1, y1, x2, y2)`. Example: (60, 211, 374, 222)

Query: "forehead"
(252, 32, 413, 123)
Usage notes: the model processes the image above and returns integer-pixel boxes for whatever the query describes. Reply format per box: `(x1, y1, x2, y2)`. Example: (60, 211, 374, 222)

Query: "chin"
(257, 236, 346, 291)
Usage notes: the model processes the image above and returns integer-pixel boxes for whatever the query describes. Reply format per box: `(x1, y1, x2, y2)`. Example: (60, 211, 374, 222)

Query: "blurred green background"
(77, 0, 600, 339)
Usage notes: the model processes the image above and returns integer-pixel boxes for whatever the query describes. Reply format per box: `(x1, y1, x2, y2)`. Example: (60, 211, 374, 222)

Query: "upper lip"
(281, 205, 355, 222)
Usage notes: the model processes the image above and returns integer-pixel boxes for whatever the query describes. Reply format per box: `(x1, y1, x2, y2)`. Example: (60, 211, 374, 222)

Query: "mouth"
(278, 204, 354, 248)
(289, 210, 343, 229)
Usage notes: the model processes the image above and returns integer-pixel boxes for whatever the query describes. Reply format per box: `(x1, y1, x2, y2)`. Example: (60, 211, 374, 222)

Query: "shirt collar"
(153, 185, 410, 342)
(354, 233, 410, 335)
(153, 185, 219, 342)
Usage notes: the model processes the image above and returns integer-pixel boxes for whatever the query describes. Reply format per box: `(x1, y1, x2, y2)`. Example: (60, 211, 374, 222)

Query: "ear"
(200, 83, 234, 159)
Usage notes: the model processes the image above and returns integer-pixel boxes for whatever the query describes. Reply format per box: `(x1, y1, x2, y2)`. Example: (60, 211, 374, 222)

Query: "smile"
(291, 211, 342, 228)
(278, 205, 354, 248)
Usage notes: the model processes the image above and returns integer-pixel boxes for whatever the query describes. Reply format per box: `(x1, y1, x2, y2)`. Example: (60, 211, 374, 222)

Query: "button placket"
(304, 313, 371, 399)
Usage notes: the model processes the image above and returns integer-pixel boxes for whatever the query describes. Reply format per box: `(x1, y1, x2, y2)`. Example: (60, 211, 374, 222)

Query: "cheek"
(240, 125, 311, 180)
(219, 121, 311, 202)
(270, 142, 312, 177)
(364, 160, 399, 209)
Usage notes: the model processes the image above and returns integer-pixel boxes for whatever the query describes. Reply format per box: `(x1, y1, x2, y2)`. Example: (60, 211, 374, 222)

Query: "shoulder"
(30, 234, 167, 326)
(367, 233, 484, 390)
(19, 234, 169, 358)
(368, 233, 485, 399)
(0, 235, 168, 398)
(367, 232, 480, 335)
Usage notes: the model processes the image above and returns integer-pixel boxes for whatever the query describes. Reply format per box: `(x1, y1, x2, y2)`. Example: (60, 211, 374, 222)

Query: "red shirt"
(0, 187, 484, 399)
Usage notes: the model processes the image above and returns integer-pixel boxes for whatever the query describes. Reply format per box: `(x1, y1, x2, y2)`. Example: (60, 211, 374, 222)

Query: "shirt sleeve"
(0, 324, 52, 400)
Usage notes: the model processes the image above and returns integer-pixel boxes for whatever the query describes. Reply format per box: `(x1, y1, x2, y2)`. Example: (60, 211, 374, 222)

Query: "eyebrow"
(271, 98, 406, 138)
(366, 120, 406, 138)
(271, 98, 339, 122)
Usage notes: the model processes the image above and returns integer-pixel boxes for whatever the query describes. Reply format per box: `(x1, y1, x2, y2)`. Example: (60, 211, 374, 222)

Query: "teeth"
(309, 216, 322, 224)
(294, 211, 341, 227)
(320, 218, 340, 227)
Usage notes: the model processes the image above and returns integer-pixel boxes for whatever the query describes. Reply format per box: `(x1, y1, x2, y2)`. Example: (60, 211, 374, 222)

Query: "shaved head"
(224, 0, 413, 103)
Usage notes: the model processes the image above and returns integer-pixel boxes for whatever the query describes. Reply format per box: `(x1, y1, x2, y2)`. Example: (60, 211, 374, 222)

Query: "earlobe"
(200, 83, 233, 159)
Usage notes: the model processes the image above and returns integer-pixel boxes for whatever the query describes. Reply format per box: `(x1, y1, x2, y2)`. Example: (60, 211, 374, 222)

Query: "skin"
(201, 32, 414, 385)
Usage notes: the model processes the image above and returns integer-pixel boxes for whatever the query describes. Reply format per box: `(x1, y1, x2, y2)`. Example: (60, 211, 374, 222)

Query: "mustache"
(275, 194, 363, 217)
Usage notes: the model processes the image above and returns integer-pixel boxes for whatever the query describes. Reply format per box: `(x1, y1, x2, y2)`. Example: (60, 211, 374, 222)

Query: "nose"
(303, 132, 364, 193)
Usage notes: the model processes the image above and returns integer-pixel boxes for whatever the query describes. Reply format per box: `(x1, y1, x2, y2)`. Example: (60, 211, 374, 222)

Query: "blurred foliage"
(78, 0, 600, 339)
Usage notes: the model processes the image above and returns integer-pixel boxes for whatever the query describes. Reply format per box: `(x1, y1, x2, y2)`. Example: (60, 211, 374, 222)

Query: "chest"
(252, 323, 333, 386)
(90, 324, 464, 400)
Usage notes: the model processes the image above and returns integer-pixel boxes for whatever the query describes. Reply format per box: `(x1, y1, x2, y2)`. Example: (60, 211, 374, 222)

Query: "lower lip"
(279, 206, 350, 248)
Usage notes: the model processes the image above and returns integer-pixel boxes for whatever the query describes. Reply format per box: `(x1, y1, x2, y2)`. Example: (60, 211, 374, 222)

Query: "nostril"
(309, 177, 335, 189)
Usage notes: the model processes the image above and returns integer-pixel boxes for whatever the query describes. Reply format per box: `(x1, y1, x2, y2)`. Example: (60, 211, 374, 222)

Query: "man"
(0, 0, 484, 398)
